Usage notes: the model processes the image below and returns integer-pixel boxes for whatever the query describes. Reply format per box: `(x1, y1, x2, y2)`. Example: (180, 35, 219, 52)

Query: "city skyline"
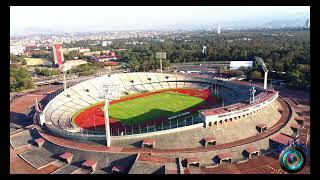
(11, 6, 310, 34)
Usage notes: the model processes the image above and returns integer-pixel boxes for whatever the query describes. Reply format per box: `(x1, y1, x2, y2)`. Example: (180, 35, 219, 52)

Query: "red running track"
(74, 88, 218, 131)
(35, 97, 291, 155)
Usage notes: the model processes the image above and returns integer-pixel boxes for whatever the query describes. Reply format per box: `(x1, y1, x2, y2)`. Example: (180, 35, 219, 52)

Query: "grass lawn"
(108, 92, 204, 125)
(25, 58, 53, 66)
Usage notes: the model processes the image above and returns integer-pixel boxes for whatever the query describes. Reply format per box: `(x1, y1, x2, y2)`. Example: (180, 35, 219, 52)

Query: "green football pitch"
(108, 92, 205, 125)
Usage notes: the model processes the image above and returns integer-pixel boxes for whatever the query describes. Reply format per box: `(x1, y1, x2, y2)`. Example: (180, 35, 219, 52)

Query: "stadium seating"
(43, 72, 258, 135)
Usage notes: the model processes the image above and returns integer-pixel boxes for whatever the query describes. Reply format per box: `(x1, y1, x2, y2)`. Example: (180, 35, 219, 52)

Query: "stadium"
(10, 71, 309, 174)
(41, 72, 274, 138)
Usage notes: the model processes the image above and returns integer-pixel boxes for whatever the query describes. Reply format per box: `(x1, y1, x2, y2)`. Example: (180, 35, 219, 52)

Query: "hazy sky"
(10, 6, 310, 33)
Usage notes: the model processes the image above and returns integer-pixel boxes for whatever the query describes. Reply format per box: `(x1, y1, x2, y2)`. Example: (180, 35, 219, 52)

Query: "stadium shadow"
(26, 128, 45, 145)
(10, 112, 33, 129)
(129, 141, 142, 148)
(152, 166, 165, 174)
(199, 139, 206, 146)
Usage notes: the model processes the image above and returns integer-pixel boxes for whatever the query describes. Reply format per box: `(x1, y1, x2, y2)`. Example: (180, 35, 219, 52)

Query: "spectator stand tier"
(256, 123, 267, 133)
(290, 123, 300, 133)
(142, 139, 156, 149)
(269, 133, 295, 151)
(215, 152, 233, 164)
(203, 136, 216, 147)
(112, 165, 126, 174)
(34, 138, 45, 147)
(58, 152, 74, 164)
(294, 116, 305, 125)
(243, 146, 260, 159)
(294, 109, 303, 116)
(165, 163, 178, 174)
(185, 157, 201, 168)
(81, 160, 97, 172)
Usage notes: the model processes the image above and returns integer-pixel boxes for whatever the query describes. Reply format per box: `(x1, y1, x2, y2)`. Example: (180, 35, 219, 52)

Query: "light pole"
(101, 80, 119, 147)
(63, 71, 67, 91)
(156, 52, 166, 74)
(104, 94, 111, 147)
(255, 57, 268, 90)
(61, 64, 70, 91)
(249, 86, 256, 104)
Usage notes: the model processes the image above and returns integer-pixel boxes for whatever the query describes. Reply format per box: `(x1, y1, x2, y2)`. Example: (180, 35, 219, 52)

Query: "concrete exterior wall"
(44, 121, 204, 141)
(203, 92, 278, 126)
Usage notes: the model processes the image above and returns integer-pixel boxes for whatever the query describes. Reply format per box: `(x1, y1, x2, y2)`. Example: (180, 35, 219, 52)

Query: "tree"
(10, 65, 34, 92)
(34, 67, 59, 77)
(21, 59, 27, 65)
(128, 58, 140, 72)
(249, 70, 262, 80)
(287, 69, 305, 89)
(161, 59, 171, 69)
(68, 63, 104, 76)
(10, 53, 26, 64)
(64, 50, 80, 60)
(273, 62, 284, 72)
(60, 29, 309, 90)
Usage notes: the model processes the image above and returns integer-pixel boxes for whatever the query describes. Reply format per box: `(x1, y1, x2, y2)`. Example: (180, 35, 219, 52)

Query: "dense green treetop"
(10, 65, 34, 92)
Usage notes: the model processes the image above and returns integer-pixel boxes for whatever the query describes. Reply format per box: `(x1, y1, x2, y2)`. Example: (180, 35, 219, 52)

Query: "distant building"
(202, 46, 207, 54)
(53, 44, 64, 65)
(64, 47, 81, 53)
(23, 51, 32, 57)
(87, 50, 117, 64)
(229, 61, 253, 70)
(79, 48, 90, 53)
(217, 24, 221, 34)
(10, 45, 25, 55)
(83, 51, 101, 56)
(304, 19, 310, 29)
(102, 41, 113, 47)
(153, 38, 164, 42)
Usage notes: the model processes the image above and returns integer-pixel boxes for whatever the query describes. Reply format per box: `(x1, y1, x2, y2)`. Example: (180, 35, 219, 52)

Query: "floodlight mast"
(61, 64, 68, 91)
(63, 71, 67, 91)
(103, 88, 111, 147)
(102, 82, 119, 147)
(156, 52, 166, 74)
(160, 59, 162, 74)
(255, 57, 268, 89)
(249, 86, 256, 104)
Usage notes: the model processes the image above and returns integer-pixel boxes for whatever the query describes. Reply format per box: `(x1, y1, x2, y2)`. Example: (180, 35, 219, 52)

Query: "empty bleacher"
(43, 72, 253, 135)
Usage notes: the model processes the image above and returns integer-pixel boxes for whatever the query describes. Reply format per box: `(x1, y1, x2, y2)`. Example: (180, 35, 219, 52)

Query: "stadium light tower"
(249, 86, 256, 104)
(156, 52, 166, 74)
(101, 80, 119, 147)
(217, 24, 221, 34)
(255, 57, 268, 89)
(202, 46, 207, 54)
(304, 19, 310, 29)
(63, 71, 67, 91)
(60, 63, 71, 91)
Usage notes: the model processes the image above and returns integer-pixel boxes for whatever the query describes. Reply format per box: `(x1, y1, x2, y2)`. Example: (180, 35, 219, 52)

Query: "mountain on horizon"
(12, 14, 310, 35)
(13, 26, 64, 35)
(261, 18, 308, 28)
